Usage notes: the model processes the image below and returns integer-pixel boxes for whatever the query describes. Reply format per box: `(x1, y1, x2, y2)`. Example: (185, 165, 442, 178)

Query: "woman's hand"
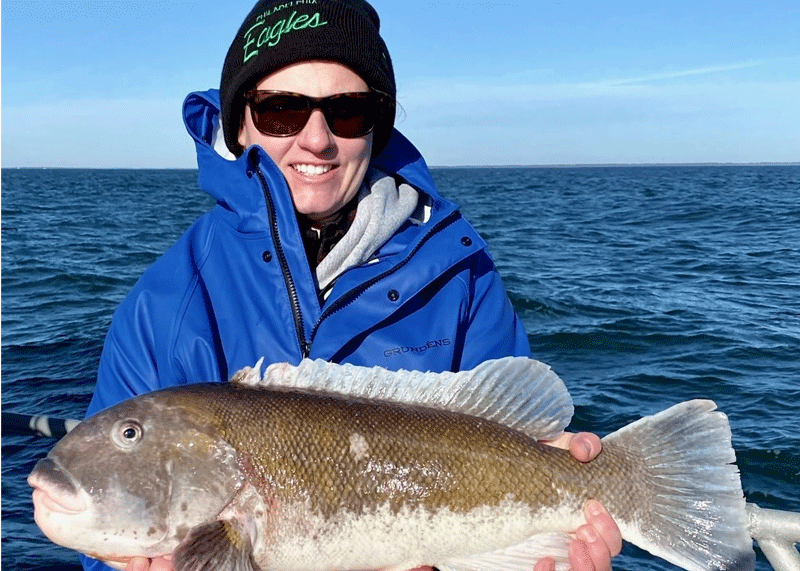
(536, 432, 624, 571)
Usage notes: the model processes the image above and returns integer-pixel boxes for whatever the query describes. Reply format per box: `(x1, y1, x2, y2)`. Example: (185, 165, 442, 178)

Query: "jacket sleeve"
(84, 210, 233, 418)
(457, 250, 531, 370)
(80, 554, 118, 571)
(85, 291, 166, 417)
(84, 226, 213, 418)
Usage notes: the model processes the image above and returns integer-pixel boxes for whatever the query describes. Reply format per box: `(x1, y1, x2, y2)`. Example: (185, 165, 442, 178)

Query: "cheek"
(342, 135, 373, 177)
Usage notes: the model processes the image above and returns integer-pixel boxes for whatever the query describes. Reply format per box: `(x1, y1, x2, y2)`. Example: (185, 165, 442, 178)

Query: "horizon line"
(3, 162, 799, 170)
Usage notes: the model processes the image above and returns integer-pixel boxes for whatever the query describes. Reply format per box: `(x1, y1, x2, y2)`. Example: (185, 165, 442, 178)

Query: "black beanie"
(220, 0, 396, 156)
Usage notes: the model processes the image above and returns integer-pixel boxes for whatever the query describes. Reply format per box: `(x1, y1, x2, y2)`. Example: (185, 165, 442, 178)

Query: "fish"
(28, 357, 755, 571)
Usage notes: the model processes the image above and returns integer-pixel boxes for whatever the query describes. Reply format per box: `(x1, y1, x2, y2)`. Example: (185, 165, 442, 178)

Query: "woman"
(83, 1, 621, 570)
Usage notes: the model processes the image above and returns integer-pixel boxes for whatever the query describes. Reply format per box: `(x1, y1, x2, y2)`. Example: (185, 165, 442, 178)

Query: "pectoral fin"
(173, 519, 258, 571)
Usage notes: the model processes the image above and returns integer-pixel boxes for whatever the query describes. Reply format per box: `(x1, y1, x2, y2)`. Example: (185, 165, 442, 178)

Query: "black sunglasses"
(244, 90, 389, 138)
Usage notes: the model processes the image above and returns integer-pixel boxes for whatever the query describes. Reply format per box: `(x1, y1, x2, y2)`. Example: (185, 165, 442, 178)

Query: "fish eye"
(111, 419, 144, 449)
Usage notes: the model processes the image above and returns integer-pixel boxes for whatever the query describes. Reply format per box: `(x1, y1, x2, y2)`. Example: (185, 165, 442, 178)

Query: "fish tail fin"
(604, 399, 754, 571)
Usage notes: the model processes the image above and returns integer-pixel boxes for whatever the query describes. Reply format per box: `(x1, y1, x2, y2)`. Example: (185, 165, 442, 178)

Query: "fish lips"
(28, 456, 87, 515)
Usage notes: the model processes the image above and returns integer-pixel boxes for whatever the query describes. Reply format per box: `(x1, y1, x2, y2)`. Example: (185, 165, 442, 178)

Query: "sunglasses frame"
(243, 89, 389, 139)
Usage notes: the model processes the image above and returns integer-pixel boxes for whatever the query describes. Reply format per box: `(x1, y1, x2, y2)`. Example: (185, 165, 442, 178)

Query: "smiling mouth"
(292, 164, 334, 176)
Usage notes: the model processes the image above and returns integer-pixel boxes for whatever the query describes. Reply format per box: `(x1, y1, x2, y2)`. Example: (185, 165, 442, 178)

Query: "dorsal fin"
(232, 357, 573, 441)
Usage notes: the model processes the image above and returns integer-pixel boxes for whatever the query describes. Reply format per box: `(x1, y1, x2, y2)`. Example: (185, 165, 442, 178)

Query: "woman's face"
(238, 61, 373, 225)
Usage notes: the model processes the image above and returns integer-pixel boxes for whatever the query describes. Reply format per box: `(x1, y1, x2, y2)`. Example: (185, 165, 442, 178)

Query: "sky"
(2, 0, 799, 167)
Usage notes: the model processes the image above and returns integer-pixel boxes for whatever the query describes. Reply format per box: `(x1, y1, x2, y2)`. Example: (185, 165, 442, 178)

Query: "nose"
(296, 109, 336, 155)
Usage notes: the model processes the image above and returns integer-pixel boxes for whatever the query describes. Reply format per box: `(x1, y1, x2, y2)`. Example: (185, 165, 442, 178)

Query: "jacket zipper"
(253, 159, 311, 357)
(310, 210, 461, 343)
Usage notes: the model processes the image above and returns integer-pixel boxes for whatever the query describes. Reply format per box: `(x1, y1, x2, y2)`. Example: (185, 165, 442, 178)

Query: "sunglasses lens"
(247, 92, 385, 138)
(250, 94, 310, 136)
(325, 94, 378, 138)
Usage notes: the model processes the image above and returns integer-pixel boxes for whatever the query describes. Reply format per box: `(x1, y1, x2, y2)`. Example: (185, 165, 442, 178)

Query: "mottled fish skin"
(186, 383, 635, 570)
(29, 360, 754, 571)
(203, 383, 575, 517)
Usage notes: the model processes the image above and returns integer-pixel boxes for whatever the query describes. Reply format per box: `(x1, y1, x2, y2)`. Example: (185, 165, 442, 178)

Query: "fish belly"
(260, 497, 579, 571)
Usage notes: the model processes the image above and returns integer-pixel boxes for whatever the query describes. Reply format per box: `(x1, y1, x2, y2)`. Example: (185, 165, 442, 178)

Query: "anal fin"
(437, 533, 572, 571)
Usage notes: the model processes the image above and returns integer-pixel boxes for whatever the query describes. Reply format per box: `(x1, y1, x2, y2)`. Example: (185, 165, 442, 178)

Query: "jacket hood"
(182, 89, 451, 231)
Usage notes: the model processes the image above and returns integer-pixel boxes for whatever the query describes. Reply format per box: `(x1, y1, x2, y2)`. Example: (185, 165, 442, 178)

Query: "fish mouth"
(28, 457, 87, 515)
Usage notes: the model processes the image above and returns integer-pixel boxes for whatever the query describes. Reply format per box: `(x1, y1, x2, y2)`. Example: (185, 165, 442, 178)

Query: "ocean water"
(2, 165, 799, 570)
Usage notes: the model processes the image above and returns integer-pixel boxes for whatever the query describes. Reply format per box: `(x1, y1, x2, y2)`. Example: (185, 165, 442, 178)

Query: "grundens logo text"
(384, 339, 451, 358)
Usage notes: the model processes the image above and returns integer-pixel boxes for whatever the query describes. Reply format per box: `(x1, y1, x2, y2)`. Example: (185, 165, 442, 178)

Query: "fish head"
(28, 387, 245, 562)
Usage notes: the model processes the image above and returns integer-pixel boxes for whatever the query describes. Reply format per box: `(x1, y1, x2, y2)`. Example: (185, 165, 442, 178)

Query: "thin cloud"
(597, 60, 768, 87)
(401, 56, 797, 107)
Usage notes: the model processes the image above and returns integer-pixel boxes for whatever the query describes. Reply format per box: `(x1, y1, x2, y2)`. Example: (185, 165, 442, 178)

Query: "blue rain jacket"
(81, 88, 530, 569)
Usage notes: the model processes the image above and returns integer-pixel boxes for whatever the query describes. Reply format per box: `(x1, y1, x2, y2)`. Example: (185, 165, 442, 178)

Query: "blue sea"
(2, 166, 799, 571)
